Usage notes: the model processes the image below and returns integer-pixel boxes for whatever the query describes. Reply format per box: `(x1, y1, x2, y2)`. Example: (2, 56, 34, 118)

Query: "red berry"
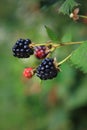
(34, 46, 49, 59)
(23, 68, 34, 79)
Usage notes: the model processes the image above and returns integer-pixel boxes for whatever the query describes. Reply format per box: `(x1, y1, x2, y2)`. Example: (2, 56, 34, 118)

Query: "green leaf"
(45, 26, 58, 42)
(62, 29, 72, 42)
(70, 41, 87, 73)
(59, 0, 79, 15)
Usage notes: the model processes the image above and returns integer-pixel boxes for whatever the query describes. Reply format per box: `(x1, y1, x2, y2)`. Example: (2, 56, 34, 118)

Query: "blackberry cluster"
(36, 58, 58, 80)
(12, 39, 34, 58)
(34, 46, 49, 59)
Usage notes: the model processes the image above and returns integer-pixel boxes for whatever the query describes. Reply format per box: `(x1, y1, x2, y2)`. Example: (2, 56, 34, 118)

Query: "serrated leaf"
(70, 42, 87, 73)
(59, 0, 79, 15)
(45, 26, 58, 42)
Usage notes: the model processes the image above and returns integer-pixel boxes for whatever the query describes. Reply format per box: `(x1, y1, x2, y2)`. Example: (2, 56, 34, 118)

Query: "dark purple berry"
(12, 38, 34, 58)
(36, 58, 59, 80)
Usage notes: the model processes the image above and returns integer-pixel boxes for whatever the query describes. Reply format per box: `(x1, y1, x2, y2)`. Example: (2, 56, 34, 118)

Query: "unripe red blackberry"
(23, 68, 34, 79)
(12, 38, 34, 58)
(36, 58, 59, 80)
(34, 46, 49, 59)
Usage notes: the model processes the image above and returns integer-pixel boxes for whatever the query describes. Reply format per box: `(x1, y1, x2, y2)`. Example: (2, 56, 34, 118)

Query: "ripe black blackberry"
(36, 58, 59, 80)
(12, 38, 34, 58)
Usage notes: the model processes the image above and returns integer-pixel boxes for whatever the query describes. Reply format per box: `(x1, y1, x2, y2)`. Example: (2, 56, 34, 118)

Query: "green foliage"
(59, 0, 79, 15)
(70, 42, 87, 73)
(0, 0, 87, 130)
(45, 26, 59, 42)
(62, 29, 72, 42)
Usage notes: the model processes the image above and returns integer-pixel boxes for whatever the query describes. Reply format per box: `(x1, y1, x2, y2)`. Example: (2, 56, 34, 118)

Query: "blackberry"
(36, 58, 58, 80)
(34, 46, 49, 59)
(12, 38, 34, 58)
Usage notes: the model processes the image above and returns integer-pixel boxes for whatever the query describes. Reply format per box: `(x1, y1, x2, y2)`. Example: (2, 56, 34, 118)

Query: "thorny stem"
(30, 41, 85, 49)
(57, 53, 72, 66)
(30, 41, 86, 66)
(49, 41, 85, 48)
(79, 15, 87, 19)
(30, 43, 49, 47)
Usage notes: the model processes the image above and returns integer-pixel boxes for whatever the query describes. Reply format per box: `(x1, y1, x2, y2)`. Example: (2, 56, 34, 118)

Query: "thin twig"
(57, 53, 72, 66)
(79, 15, 87, 19)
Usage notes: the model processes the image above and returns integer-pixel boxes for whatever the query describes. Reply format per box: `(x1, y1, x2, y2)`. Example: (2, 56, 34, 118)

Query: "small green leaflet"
(45, 26, 58, 42)
(70, 41, 87, 73)
(59, 0, 79, 15)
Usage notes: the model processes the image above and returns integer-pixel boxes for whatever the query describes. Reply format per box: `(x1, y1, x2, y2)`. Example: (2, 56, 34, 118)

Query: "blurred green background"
(0, 0, 87, 130)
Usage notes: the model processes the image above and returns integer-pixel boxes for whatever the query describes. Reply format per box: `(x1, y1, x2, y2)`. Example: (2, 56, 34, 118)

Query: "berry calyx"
(23, 68, 34, 79)
(36, 58, 59, 80)
(34, 46, 49, 59)
(12, 38, 34, 58)
(70, 8, 79, 21)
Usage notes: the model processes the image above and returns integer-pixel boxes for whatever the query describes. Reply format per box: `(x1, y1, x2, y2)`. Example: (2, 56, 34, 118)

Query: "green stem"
(79, 15, 87, 19)
(30, 42, 51, 47)
(57, 53, 72, 66)
(54, 41, 85, 48)
(31, 41, 85, 48)
(30, 40, 86, 57)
